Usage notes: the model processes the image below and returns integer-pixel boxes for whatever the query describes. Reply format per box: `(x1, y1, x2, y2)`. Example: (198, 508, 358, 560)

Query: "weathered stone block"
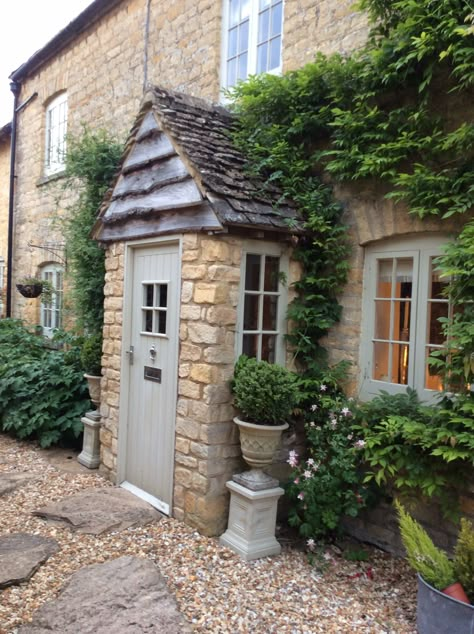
(187, 323, 223, 344)
(194, 283, 228, 305)
(189, 364, 216, 384)
(178, 379, 201, 399)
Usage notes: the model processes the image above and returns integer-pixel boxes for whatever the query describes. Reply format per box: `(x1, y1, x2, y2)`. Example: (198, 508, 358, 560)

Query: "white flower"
(320, 384, 327, 392)
(307, 538, 316, 551)
(287, 450, 299, 467)
(354, 439, 366, 449)
(341, 407, 351, 416)
(307, 458, 315, 466)
(304, 470, 312, 479)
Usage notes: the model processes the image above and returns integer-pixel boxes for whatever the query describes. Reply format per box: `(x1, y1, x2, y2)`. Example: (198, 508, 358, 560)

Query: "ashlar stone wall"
(100, 232, 299, 535)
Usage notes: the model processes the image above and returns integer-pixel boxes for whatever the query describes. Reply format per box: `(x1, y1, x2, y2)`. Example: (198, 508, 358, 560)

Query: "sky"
(0, 0, 93, 126)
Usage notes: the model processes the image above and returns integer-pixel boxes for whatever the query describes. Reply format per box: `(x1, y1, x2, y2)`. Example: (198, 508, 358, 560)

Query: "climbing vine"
(230, 0, 474, 383)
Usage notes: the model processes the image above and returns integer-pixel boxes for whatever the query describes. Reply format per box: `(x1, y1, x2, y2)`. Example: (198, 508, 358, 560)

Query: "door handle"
(125, 345, 134, 365)
(149, 345, 156, 361)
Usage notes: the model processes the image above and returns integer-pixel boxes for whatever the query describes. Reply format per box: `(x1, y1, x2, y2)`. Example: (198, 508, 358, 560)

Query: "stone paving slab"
(18, 556, 193, 633)
(0, 473, 36, 496)
(0, 533, 60, 589)
(33, 487, 162, 534)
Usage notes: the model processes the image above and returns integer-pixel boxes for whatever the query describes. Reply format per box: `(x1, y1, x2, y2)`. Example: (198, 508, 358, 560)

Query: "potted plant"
(231, 355, 299, 490)
(80, 332, 103, 413)
(396, 502, 474, 633)
(16, 277, 54, 301)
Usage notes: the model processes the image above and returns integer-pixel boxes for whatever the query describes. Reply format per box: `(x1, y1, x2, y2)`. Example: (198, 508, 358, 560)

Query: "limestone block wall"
(100, 232, 300, 535)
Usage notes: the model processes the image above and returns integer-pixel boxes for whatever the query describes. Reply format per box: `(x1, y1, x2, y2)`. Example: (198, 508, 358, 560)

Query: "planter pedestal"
(219, 481, 284, 561)
(78, 410, 101, 469)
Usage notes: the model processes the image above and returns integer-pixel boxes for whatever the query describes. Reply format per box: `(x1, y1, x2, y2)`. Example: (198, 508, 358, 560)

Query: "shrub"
(354, 389, 474, 519)
(232, 355, 299, 425)
(80, 332, 103, 376)
(286, 381, 368, 538)
(396, 501, 456, 591)
(0, 319, 90, 447)
(454, 518, 474, 602)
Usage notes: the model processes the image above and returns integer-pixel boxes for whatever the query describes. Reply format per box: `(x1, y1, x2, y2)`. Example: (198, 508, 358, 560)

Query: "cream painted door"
(121, 243, 180, 514)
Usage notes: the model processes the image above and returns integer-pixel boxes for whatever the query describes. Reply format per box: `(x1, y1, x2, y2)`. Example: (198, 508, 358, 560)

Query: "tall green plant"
(63, 128, 123, 336)
(396, 501, 456, 591)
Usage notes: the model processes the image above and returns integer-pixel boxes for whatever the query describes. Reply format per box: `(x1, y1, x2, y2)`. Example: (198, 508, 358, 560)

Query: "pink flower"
(287, 450, 299, 467)
(297, 492, 305, 501)
(294, 477, 300, 484)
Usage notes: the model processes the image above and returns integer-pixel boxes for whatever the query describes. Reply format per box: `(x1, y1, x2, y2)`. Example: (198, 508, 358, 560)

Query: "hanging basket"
(16, 283, 44, 298)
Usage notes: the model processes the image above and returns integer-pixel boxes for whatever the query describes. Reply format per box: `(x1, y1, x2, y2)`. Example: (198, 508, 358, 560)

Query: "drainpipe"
(6, 80, 21, 318)
(143, 0, 152, 92)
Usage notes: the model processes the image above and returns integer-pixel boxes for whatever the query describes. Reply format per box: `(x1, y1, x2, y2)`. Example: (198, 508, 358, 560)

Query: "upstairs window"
(41, 264, 64, 336)
(223, 0, 283, 89)
(45, 93, 68, 175)
(360, 236, 451, 403)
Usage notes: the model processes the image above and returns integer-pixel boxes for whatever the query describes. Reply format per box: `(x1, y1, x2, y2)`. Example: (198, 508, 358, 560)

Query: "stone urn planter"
(417, 574, 474, 634)
(83, 374, 101, 414)
(233, 417, 288, 490)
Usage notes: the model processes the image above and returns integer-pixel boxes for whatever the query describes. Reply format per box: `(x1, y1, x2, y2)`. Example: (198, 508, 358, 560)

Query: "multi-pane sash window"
(141, 282, 168, 336)
(45, 93, 68, 175)
(360, 236, 451, 402)
(41, 265, 64, 336)
(223, 0, 283, 89)
(238, 249, 287, 363)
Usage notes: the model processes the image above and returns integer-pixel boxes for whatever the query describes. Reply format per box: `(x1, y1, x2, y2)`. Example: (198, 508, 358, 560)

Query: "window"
(45, 93, 68, 175)
(360, 236, 451, 402)
(222, 0, 284, 89)
(142, 282, 168, 336)
(0, 258, 4, 317)
(237, 245, 288, 364)
(41, 264, 64, 336)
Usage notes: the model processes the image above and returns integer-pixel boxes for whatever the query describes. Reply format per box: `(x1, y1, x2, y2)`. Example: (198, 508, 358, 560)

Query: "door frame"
(117, 234, 182, 515)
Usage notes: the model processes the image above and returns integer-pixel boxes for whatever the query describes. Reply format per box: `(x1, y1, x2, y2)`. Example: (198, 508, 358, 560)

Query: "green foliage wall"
(63, 128, 123, 336)
(230, 0, 474, 381)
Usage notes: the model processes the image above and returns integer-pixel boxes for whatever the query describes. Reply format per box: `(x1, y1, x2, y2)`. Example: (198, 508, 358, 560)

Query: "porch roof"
(93, 86, 304, 242)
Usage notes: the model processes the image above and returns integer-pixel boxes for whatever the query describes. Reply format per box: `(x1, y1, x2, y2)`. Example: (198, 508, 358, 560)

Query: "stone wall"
(100, 233, 299, 535)
(7, 0, 370, 319)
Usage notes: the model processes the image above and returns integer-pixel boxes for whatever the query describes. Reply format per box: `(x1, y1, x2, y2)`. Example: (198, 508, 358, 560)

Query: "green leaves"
(0, 320, 90, 447)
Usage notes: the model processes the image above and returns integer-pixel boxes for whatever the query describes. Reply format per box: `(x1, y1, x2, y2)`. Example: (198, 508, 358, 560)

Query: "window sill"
(36, 170, 67, 187)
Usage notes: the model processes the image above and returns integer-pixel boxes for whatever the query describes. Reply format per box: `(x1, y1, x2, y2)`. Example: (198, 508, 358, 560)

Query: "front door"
(120, 242, 180, 514)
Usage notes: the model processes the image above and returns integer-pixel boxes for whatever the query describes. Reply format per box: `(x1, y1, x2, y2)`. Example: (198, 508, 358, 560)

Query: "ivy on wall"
(230, 0, 474, 382)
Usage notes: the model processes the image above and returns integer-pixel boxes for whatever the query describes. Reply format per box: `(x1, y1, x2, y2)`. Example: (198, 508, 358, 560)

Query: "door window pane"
(245, 254, 261, 290)
(373, 342, 389, 382)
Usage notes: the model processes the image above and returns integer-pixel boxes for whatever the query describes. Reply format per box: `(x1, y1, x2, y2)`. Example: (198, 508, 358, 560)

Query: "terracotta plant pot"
(442, 581, 470, 605)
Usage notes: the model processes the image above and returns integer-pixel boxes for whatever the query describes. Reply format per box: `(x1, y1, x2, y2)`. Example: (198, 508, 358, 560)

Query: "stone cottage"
(1, 0, 367, 328)
(92, 85, 304, 534)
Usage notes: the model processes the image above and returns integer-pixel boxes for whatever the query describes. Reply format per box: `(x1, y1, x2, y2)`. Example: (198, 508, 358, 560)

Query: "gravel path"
(0, 434, 416, 633)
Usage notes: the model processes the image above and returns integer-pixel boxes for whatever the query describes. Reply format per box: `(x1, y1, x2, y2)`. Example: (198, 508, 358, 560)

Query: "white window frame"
(0, 258, 4, 317)
(221, 0, 284, 91)
(44, 92, 68, 175)
(40, 264, 64, 337)
(236, 241, 289, 365)
(359, 235, 451, 403)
